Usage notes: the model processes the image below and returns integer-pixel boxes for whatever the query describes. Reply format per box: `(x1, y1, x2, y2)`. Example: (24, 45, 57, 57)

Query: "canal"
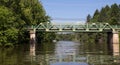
(0, 41, 120, 65)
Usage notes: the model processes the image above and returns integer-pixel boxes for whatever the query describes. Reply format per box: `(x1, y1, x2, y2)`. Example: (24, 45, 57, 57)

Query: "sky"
(40, 0, 120, 23)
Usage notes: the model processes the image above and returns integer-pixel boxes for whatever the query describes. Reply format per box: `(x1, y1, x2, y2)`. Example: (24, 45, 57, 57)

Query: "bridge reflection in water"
(26, 41, 120, 65)
(25, 54, 120, 65)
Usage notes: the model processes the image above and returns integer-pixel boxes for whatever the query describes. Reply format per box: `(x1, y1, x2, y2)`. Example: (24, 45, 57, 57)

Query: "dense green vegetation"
(81, 3, 120, 55)
(87, 3, 120, 24)
(55, 33, 75, 41)
(0, 0, 55, 47)
(78, 33, 108, 54)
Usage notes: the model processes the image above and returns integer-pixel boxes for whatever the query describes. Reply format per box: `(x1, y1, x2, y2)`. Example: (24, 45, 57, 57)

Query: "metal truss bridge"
(28, 22, 120, 56)
(28, 22, 120, 32)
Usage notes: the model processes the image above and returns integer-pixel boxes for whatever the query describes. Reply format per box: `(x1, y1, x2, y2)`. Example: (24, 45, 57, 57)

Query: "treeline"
(78, 3, 120, 55)
(87, 3, 120, 24)
(0, 0, 55, 46)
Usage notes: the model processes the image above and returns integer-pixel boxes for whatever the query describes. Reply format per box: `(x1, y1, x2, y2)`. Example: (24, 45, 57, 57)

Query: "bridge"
(28, 22, 120, 56)
(28, 22, 120, 32)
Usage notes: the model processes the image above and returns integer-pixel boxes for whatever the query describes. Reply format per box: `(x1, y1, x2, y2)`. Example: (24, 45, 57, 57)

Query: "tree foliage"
(88, 3, 120, 24)
(86, 14, 91, 23)
(0, 0, 52, 46)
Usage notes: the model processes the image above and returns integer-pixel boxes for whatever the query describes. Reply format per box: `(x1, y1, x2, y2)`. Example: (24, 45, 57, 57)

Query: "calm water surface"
(0, 41, 119, 65)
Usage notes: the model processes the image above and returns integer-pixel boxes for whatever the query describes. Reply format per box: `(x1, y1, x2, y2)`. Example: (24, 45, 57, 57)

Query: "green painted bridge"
(28, 22, 120, 32)
(28, 22, 120, 56)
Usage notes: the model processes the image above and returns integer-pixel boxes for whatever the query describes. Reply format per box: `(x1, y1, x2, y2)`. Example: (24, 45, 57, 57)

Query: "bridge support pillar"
(30, 29, 36, 56)
(112, 31, 119, 56)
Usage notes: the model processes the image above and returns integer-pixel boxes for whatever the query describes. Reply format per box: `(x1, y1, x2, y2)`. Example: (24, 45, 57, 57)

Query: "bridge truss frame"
(28, 22, 120, 32)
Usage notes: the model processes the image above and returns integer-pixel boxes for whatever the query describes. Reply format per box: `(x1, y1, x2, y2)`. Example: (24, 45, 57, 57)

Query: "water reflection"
(53, 41, 86, 65)
(0, 41, 120, 65)
(51, 62, 88, 65)
(55, 41, 80, 56)
(30, 42, 36, 56)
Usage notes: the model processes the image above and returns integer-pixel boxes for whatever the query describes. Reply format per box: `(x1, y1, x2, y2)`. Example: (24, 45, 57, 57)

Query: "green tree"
(91, 9, 100, 22)
(0, 6, 18, 46)
(0, 0, 53, 46)
(109, 3, 120, 24)
(86, 14, 91, 23)
(98, 5, 110, 23)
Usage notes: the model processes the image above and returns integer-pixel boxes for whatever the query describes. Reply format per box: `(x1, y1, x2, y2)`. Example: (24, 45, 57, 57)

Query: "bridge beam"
(112, 31, 119, 56)
(29, 29, 36, 56)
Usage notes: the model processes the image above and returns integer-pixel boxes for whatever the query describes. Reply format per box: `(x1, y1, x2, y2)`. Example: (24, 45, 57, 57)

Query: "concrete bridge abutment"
(29, 29, 36, 56)
(108, 31, 120, 56)
(112, 31, 120, 56)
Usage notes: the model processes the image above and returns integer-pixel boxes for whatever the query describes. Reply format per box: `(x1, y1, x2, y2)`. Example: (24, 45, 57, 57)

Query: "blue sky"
(41, 0, 120, 23)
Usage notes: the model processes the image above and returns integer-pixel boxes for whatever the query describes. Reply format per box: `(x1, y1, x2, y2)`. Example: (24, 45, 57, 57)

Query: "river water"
(0, 41, 119, 65)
